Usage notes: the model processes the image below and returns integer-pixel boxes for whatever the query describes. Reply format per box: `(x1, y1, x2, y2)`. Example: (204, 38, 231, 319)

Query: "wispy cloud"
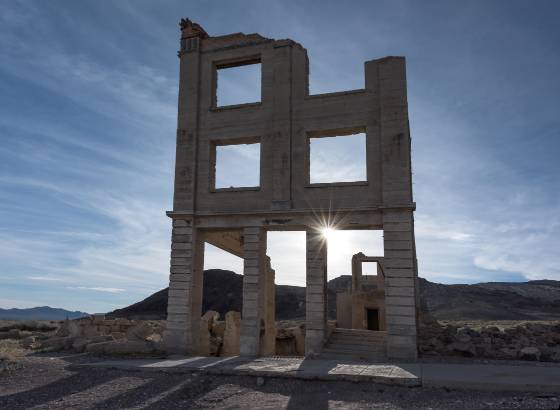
(27, 276, 68, 283)
(0, 1, 558, 312)
(67, 286, 126, 294)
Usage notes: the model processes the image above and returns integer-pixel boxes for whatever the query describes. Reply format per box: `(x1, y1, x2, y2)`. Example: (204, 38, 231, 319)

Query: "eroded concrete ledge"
(74, 356, 560, 392)
(76, 356, 421, 387)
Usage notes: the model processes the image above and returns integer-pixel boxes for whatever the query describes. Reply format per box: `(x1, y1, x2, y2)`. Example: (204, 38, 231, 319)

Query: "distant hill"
(419, 278, 560, 320)
(108, 269, 560, 321)
(0, 306, 89, 321)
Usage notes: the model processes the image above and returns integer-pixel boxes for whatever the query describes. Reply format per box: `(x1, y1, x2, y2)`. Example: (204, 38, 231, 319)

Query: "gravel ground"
(0, 353, 559, 409)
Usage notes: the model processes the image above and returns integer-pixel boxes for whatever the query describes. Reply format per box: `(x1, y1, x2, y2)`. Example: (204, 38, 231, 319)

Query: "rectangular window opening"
(308, 131, 367, 184)
(212, 140, 261, 190)
(215, 59, 261, 107)
(362, 261, 378, 277)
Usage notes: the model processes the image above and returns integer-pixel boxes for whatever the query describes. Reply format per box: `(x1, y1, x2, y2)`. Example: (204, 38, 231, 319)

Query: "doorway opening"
(366, 308, 380, 331)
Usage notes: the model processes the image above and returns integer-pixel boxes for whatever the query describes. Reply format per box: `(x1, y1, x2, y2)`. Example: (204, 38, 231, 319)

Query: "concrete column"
(174, 40, 201, 212)
(259, 256, 276, 355)
(305, 229, 327, 355)
(240, 227, 267, 356)
(164, 219, 204, 355)
(383, 210, 418, 360)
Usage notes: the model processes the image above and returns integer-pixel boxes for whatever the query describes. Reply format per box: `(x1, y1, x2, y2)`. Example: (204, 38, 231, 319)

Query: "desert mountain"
(108, 269, 560, 321)
(0, 306, 89, 321)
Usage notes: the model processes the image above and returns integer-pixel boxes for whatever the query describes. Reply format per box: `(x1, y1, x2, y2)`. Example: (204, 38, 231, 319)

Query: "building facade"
(164, 19, 419, 360)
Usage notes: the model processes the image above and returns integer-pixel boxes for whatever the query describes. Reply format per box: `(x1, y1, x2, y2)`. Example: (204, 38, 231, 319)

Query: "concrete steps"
(320, 328, 387, 362)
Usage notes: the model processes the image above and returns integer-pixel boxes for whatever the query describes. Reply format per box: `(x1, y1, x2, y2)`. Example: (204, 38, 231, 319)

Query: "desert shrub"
(0, 320, 58, 332)
(0, 340, 25, 361)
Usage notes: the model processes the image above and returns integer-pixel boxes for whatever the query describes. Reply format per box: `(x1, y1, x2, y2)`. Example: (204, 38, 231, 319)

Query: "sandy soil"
(0, 353, 559, 409)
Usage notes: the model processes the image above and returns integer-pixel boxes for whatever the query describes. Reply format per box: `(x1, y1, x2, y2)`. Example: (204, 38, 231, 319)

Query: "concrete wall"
(165, 20, 419, 360)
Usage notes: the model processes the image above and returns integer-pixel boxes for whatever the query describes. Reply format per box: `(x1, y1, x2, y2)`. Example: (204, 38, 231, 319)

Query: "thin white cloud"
(27, 276, 68, 282)
(67, 286, 126, 294)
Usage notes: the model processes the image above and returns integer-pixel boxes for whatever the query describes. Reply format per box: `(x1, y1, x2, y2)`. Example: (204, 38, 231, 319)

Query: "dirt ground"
(0, 353, 558, 410)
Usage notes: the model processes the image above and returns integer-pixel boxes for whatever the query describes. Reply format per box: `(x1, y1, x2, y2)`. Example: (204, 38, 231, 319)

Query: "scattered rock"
(111, 332, 127, 340)
(22, 336, 40, 349)
(519, 347, 540, 361)
(201, 310, 220, 331)
(419, 320, 560, 362)
(126, 322, 155, 341)
(41, 336, 73, 351)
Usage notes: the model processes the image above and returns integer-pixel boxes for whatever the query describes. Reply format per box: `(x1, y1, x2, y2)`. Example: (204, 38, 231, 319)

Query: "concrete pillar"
(164, 219, 204, 355)
(240, 227, 267, 356)
(305, 229, 327, 355)
(260, 256, 276, 355)
(383, 210, 418, 360)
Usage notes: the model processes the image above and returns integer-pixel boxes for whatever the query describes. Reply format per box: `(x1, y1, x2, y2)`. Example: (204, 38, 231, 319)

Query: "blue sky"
(0, 0, 559, 313)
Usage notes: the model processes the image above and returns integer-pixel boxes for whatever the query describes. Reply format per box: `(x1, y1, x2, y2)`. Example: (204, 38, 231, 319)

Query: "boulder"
(212, 321, 226, 339)
(456, 333, 471, 343)
(72, 335, 113, 353)
(209, 336, 222, 356)
(22, 336, 40, 349)
(41, 336, 73, 351)
(447, 341, 475, 357)
(499, 347, 518, 359)
(275, 325, 305, 356)
(111, 332, 127, 340)
(519, 346, 540, 361)
(126, 322, 155, 341)
(146, 333, 162, 343)
(201, 311, 220, 331)
(198, 311, 221, 356)
(525, 323, 548, 334)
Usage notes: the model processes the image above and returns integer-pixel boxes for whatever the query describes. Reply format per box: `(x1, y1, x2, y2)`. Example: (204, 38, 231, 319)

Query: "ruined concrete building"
(336, 253, 387, 332)
(164, 19, 419, 360)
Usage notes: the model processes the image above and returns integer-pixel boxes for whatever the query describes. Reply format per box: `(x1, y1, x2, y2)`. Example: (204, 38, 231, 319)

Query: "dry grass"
(0, 339, 26, 361)
(0, 320, 60, 333)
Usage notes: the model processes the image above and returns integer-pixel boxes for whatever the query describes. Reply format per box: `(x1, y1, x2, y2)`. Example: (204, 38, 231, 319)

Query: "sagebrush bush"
(0, 320, 58, 332)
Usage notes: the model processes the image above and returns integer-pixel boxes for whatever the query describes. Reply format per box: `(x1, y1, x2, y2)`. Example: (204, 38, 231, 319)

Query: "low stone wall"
(419, 318, 560, 362)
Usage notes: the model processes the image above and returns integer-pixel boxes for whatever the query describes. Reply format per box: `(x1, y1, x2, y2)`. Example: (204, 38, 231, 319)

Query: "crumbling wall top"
(180, 18, 208, 39)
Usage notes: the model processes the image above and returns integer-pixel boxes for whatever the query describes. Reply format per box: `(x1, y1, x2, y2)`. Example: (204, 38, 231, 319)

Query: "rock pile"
(33, 315, 165, 356)
(419, 317, 560, 362)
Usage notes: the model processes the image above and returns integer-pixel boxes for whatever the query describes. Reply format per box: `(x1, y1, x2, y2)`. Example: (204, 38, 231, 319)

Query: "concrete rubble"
(419, 316, 560, 362)
(23, 312, 308, 357)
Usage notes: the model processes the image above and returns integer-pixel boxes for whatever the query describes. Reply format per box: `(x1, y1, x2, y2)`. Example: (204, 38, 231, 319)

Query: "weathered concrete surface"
(77, 357, 560, 392)
(78, 357, 420, 386)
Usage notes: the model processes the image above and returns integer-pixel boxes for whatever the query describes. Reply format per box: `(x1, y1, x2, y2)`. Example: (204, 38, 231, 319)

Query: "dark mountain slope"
(108, 270, 560, 321)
